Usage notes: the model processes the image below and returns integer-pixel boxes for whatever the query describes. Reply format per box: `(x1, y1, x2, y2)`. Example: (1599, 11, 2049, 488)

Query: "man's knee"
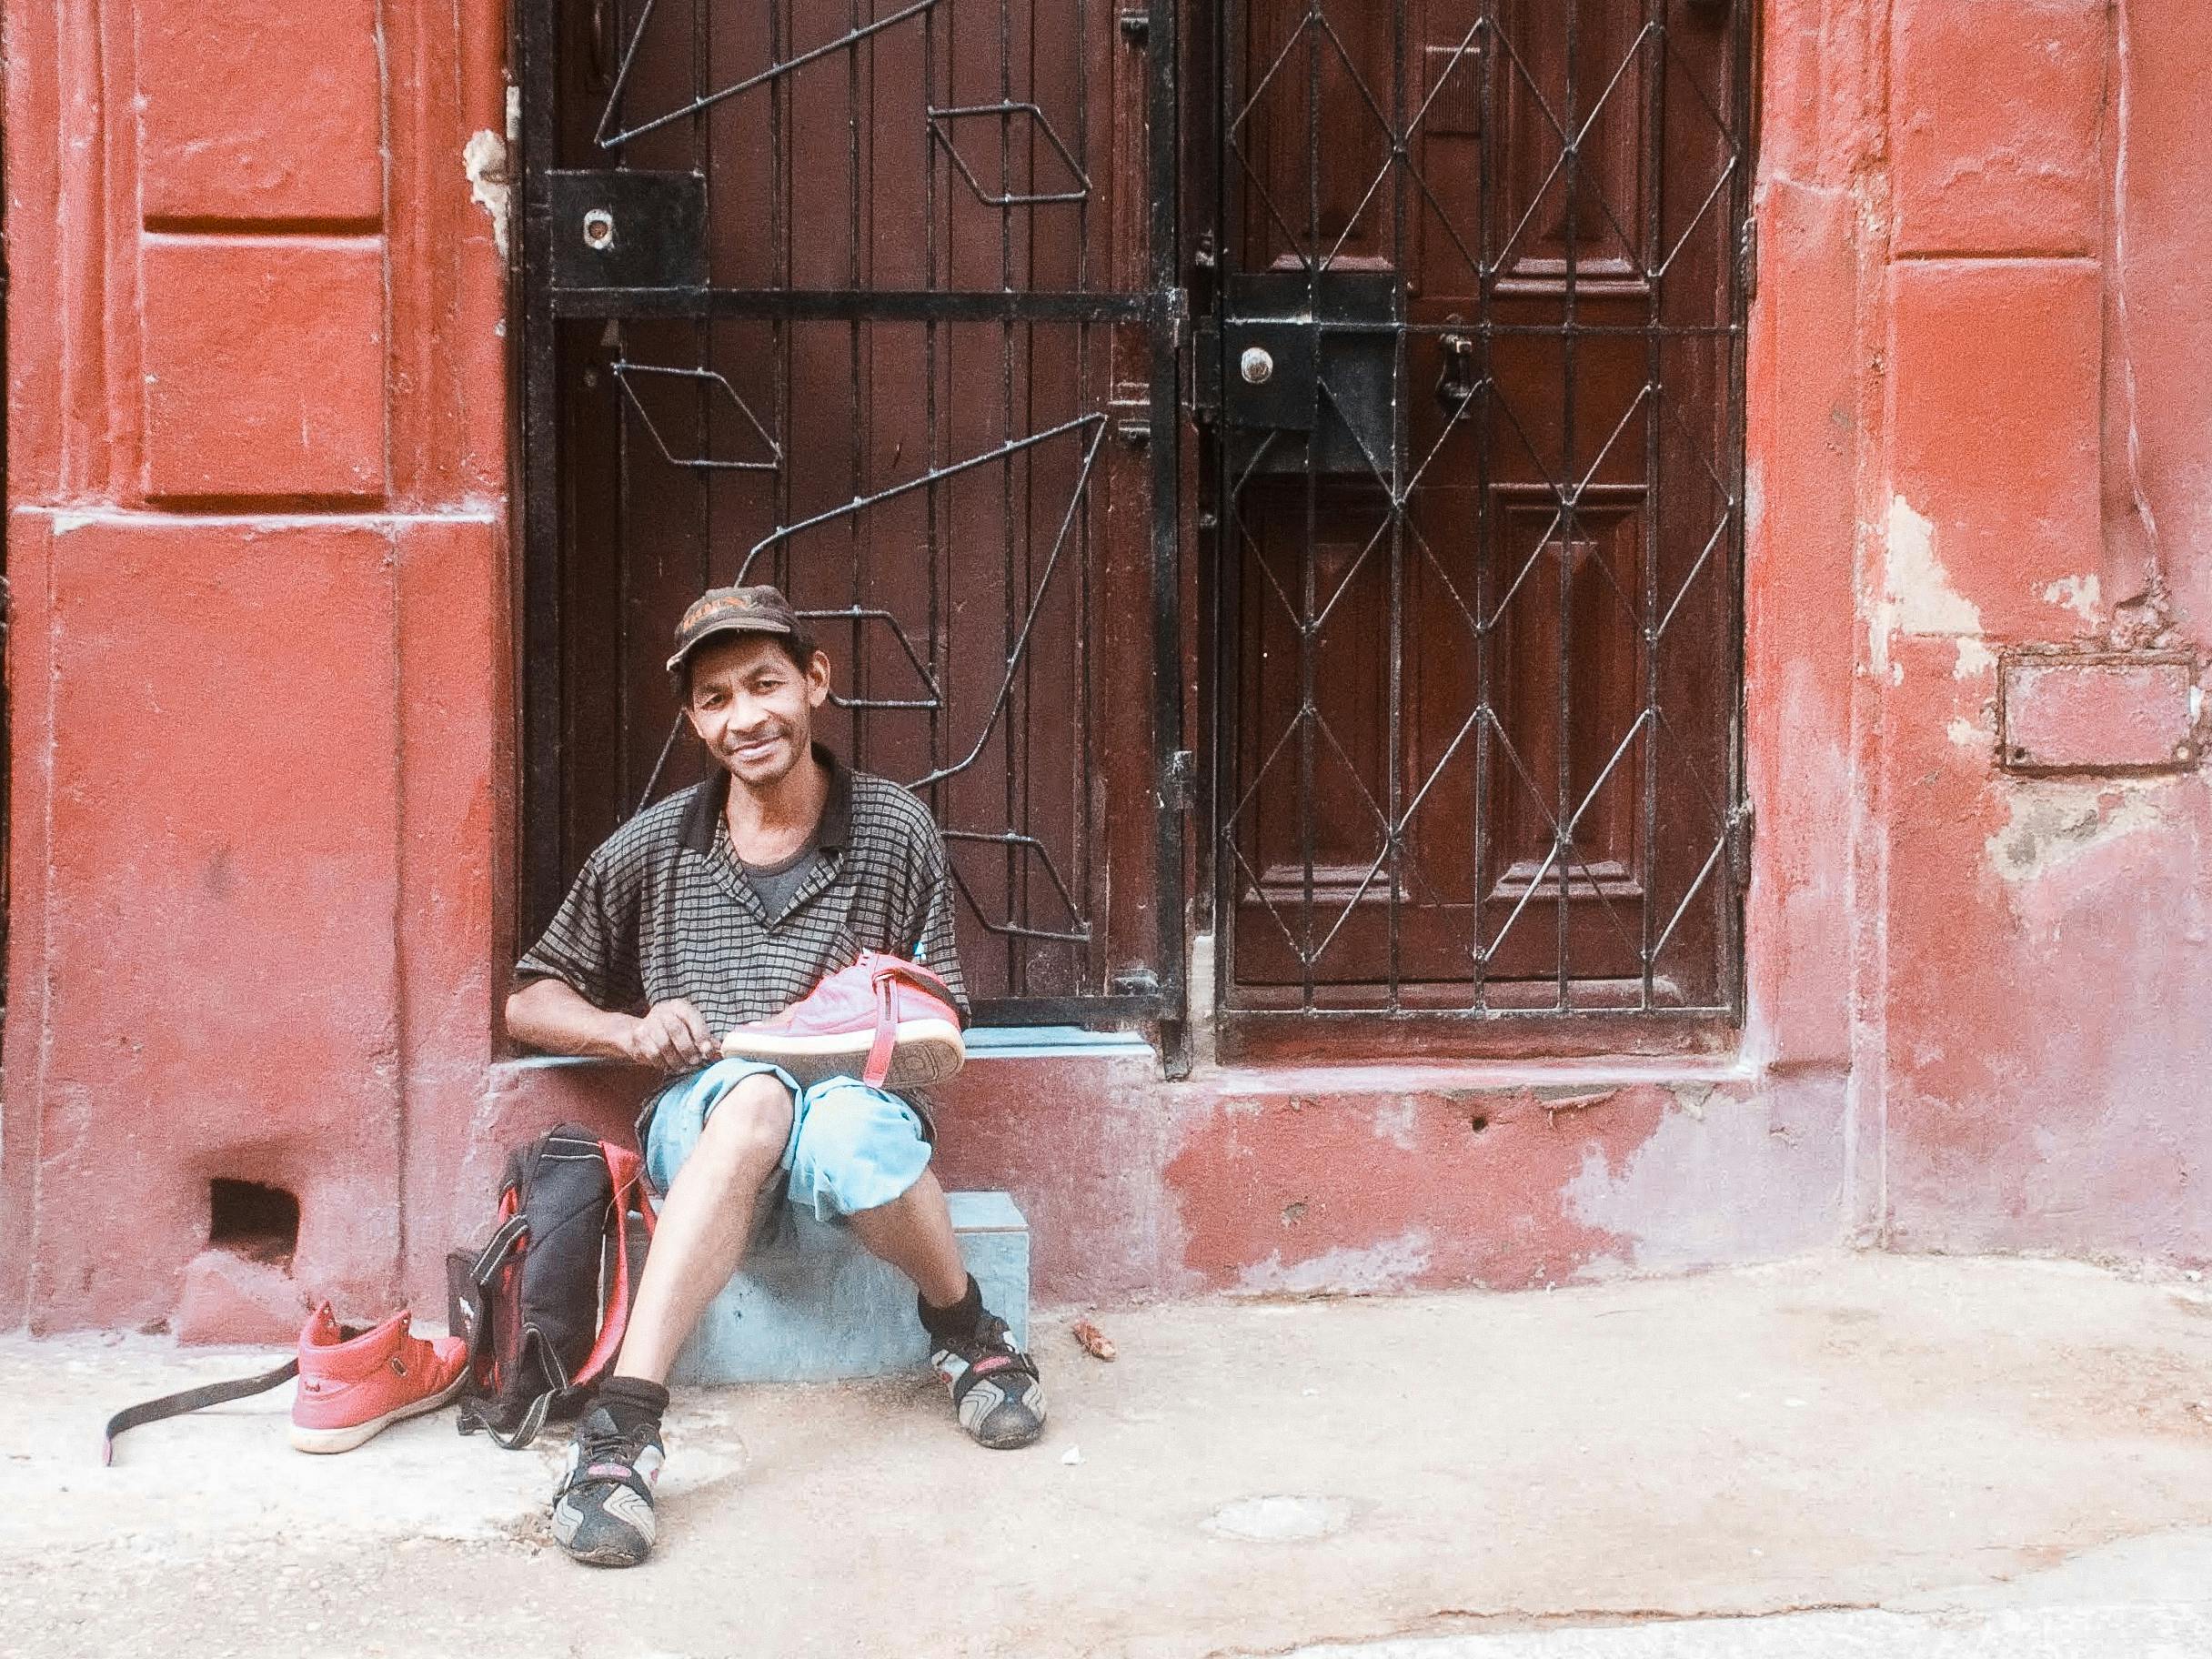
(790, 1091, 878, 1171)
(789, 1088, 928, 1216)
(695, 1072, 794, 1175)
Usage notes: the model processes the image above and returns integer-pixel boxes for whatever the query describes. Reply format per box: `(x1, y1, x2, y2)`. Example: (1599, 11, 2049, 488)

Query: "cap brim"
(665, 617, 796, 675)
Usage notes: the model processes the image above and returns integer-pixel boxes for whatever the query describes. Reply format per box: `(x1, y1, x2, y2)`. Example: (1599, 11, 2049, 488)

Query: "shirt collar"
(678, 742, 851, 856)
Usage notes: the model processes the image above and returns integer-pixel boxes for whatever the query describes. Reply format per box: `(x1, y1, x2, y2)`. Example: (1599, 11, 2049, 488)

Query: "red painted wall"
(1871, 0, 2212, 1256)
(4, 0, 2207, 1336)
(1, 0, 512, 1332)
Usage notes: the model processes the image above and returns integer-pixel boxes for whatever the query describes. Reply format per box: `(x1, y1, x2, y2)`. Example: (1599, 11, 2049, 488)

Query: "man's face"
(683, 632, 830, 791)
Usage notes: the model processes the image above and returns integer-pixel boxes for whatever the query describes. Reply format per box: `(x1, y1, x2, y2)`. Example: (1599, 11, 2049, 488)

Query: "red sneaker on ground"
(719, 950, 966, 1091)
(289, 1304, 468, 1453)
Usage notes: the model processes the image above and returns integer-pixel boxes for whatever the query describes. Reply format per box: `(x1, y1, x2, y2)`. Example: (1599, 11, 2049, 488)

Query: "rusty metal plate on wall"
(1999, 652, 2200, 773)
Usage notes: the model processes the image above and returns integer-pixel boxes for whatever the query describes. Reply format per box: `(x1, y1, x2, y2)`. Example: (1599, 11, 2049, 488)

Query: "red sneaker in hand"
(719, 950, 965, 1090)
(289, 1304, 468, 1453)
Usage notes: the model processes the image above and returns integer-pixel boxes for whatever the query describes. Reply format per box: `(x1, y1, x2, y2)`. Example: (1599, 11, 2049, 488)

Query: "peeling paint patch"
(2042, 574, 2102, 627)
(1947, 716, 1986, 750)
(1233, 1232, 1434, 1296)
(1371, 1097, 1419, 1151)
(1986, 782, 2166, 883)
(463, 129, 511, 261)
(1884, 496, 1982, 638)
(1953, 637, 1996, 680)
(1563, 1091, 1840, 1273)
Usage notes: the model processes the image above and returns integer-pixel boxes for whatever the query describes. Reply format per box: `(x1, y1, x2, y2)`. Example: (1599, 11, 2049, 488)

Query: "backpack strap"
(451, 1210, 529, 1394)
(468, 1209, 529, 1283)
(456, 1349, 554, 1450)
(569, 1141, 658, 1391)
(101, 1356, 302, 1465)
(450, 1205, 545, 1444)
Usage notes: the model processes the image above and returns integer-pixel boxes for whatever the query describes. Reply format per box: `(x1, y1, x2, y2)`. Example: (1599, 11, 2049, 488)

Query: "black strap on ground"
(456, 1386, 552, 1451)
(101, 1358, 300, 1466)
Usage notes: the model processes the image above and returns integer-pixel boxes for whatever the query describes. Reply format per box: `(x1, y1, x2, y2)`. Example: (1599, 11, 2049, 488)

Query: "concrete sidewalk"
(9, 1253, 2212, 1658)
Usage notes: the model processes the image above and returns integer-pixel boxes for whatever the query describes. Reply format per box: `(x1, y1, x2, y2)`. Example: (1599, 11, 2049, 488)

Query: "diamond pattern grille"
(1214, 0, 1752, 1019)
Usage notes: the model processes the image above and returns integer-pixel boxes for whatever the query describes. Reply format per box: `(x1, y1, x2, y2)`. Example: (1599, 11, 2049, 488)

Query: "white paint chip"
(2042, 573, 2103, 627)
(1953, 636, 1996, 681)
(464, 128, 512, 261)
(1884, 495, 1982, 639)
(1371, 1096, 1419, 1151)
(1233, 1232, 1433, 1296)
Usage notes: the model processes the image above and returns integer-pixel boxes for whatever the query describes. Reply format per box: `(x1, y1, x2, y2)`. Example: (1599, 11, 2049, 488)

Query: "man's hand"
(618, 999, 719, 1072)
(506, 977, 719, 1072)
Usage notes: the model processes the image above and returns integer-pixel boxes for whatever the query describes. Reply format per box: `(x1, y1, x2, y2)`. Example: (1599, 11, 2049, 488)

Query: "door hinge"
(1738, 217, 1758, 303)
(1111, 966, 1161, 998)
(1161, 286, 1189, 354)
(1111, 383, 1151, 447)
(1725, 799, 1755, 889)
(1118, 6, 1150, 44)
(1191, 317, 1221, 422)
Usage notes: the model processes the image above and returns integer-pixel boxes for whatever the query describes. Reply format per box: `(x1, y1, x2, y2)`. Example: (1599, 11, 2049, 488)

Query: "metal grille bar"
(1206, 0, 1752, 1029)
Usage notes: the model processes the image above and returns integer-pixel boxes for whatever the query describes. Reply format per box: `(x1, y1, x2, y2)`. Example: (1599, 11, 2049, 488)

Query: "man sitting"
(506, 583, 1045, 1568)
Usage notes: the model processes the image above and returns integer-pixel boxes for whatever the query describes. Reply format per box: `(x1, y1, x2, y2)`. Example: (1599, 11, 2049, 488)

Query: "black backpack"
(446, 1124, 657, 1449)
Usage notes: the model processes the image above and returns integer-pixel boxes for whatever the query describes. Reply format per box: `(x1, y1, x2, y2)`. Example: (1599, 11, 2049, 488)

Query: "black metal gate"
(518, 1, 1755, 1053)
(1193, 0, 1754, 1052)
(518, 0, 1186, 1031)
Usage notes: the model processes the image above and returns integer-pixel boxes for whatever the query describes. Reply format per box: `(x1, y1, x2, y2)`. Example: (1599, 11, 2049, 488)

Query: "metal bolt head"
(582, 207, 616, 251)
(1240, 346, 1274, 386)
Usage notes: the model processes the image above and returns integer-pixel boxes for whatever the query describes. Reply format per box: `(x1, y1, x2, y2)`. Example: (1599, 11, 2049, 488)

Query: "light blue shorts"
(638, 1059, 933, 1223)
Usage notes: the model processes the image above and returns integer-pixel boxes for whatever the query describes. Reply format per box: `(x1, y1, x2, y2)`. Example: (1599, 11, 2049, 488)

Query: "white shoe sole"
(288, 1368, 468, 1454)
(720, 1017, 966, 1090)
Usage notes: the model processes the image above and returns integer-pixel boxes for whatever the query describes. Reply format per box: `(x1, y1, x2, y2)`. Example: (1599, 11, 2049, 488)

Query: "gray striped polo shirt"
(515, 744, 970, 1038)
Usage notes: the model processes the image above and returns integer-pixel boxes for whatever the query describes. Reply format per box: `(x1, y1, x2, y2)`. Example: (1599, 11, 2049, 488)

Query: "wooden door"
(1212, 0, 1751, 1039)
(521, 0, 1185, 1025)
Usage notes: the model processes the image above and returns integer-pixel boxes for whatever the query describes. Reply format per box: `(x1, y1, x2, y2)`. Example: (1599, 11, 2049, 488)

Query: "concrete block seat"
(669, 1191, 1031, 1385)
(663, 1031, 1145, 1384)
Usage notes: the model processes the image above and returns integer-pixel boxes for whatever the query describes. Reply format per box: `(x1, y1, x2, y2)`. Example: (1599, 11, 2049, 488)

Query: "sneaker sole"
(975, 1415, 1045, 1451)
(720, 1018, 965, 1090)
(288, 1368, 468, 1454)
(561, 1540, 654, 1568)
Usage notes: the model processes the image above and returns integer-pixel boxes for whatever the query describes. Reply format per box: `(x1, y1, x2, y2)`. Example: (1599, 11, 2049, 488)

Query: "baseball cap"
(665, 583, 803, 675)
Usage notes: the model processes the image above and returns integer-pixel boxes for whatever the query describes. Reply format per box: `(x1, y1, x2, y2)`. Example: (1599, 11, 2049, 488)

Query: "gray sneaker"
(930, 1314, 1047, 1449)
(550, 1405, 665, 1566)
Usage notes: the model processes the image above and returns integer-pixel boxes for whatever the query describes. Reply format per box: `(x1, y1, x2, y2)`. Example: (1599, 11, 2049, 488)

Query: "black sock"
(596, 1375, 670, 1437)
(919, 1274, 983, 1342)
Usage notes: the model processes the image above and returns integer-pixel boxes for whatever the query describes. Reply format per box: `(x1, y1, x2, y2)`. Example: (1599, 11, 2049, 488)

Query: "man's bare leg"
(612, 1071, 795, 1383)
(846, 1168, 970, 1308)
(850, 1166, 1045, 1450)
(551, 1073, 793, 1567)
